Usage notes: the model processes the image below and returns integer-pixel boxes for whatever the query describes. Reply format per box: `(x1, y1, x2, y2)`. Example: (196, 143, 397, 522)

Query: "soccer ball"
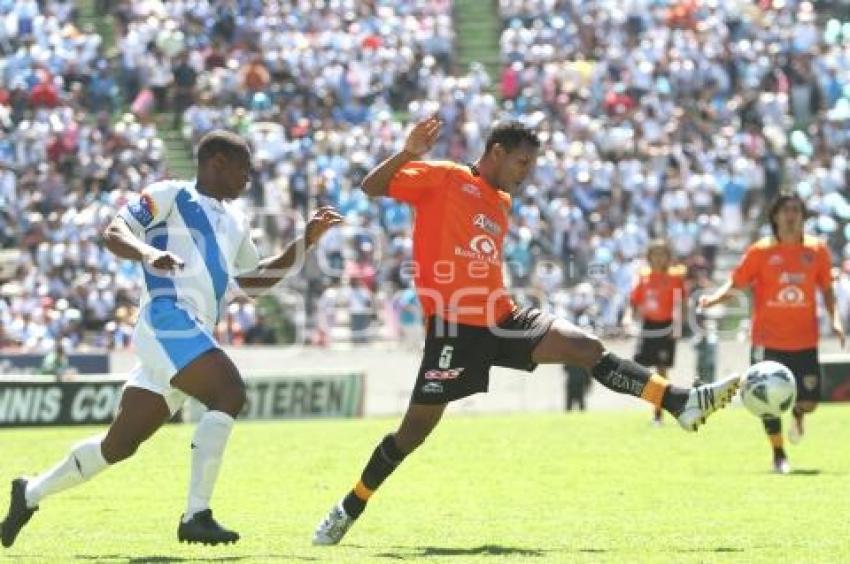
(740, 361, 797, 419)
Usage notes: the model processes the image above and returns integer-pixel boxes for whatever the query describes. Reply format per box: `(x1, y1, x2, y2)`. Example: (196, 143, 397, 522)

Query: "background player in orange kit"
(630, 240, 686, 425)
(700, 193, 845, 473)
(312, 117, 741, 545)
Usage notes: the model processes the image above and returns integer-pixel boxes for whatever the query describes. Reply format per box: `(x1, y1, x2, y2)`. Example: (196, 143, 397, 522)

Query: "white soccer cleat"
(312, 503, 354, 546)
(773, 454, 791, 475)
(676, 374, 741, 432)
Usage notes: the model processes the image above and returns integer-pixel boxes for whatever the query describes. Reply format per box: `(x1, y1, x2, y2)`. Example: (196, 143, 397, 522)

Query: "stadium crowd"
(493, 0, 850, 334)
(0, 0, 168, 354)
(2, 0, 850, 356)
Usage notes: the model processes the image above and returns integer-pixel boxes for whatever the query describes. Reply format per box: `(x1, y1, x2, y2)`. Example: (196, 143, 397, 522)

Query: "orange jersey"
(388, 160, 515, 327)
(630, 266, 687, 322)
(732, 236, 833, 350)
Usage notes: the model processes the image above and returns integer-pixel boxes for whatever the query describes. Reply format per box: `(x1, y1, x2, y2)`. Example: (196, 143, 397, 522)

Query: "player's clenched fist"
(305, 206, 344, 247)
(403, 115, 441, 157)
(143, 249, 185, 272)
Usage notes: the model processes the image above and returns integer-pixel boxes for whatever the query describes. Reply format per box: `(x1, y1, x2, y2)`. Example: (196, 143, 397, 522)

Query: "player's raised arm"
(102, 216, 185, 272)
(697, 278, 734, 310)
(236, 206, 343, 292)
(361, 115, 441, 197)
(699, 244, 760, 310)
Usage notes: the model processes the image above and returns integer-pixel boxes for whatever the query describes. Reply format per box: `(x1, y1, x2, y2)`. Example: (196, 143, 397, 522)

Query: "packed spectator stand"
(1, 0, 850, 357)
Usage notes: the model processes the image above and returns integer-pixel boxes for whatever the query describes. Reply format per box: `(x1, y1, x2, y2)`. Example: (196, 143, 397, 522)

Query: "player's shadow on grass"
(75, 558, 248, 563)
(790, 468, 821, 476)
(375, 544, 548, 558)
(75, 557, 317, 563)
(677, 547, 745, 553)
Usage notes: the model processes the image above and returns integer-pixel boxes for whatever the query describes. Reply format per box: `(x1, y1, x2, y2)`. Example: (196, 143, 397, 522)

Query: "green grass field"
(1, 405, 848, 563)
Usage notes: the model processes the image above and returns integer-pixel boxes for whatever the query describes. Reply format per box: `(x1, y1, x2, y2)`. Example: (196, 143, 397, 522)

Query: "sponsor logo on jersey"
(472, 213, 502, 237)
(424, 368, 465, 381)
(421, 382, 444, 394)
(801, 251, 814, 266)
(775, 285, 805, 305)
(469, 234, 497, 257)
(778, 272, 806, 284)
(768, 254, 783, 266)
(454, 234, 500, 264)
(128, 192, 157, 227)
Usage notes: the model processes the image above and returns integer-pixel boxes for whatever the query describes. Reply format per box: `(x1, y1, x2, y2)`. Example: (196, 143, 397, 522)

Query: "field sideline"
(0, 405, 847, 563)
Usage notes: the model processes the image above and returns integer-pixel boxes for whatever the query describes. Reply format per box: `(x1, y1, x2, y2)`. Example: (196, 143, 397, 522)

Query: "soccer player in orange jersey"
(312, 117, 741, 545)
(699, 193, 845, 474)
(630, 240, 687, 425)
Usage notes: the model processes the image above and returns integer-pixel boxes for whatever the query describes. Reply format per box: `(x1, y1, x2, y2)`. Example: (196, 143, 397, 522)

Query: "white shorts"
(125, 299, 218, 415)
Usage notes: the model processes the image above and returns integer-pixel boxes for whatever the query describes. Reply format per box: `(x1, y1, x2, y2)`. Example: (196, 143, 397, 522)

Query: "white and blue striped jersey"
(118, 180, 260, 328)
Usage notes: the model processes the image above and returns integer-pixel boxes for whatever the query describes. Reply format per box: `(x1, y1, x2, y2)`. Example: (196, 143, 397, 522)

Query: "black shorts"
(751, 347, 821, 403)
(634, 320, 676, 368)
(411, 307, 556, 404)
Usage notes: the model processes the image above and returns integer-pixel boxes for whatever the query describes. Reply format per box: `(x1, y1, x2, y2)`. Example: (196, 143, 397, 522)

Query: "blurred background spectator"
(2, 0, 850, 356)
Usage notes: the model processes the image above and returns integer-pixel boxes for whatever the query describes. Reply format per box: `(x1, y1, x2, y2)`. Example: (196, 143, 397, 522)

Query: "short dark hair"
(768, 192, 807, 238)
(484, 121, 541, 154)
(197, 129, 251, 164)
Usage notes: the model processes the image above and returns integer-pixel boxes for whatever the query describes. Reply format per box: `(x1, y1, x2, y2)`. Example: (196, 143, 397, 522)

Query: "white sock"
(25, 435, 109, 508)
(184, 410, 234, 522)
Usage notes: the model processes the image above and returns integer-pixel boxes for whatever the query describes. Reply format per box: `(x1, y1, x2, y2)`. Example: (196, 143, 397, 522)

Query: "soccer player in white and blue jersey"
(1, 130, 342, 547)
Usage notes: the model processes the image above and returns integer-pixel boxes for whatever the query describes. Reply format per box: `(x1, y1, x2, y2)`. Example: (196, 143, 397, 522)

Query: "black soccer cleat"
(1, 478, 37, 548)
(177, 509, 239, 545)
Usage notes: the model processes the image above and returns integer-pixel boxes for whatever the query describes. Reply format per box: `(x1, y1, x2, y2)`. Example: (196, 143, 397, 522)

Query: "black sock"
(341, 491, 365, 518)
(661, 386, 689, 416)
(590, 352, 689, 415)
(590, 352, 650, 397)
(342, 434, 406, 519)
(763, 416, 782, 436)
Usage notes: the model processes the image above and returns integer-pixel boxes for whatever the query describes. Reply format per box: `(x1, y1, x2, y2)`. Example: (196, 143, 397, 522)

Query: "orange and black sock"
(591, 353, 688, 415)
(342, 434, 406, 519)
(763, 417, 785, 457)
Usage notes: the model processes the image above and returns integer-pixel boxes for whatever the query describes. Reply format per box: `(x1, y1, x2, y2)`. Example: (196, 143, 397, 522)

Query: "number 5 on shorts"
(438, 345, 454, 369)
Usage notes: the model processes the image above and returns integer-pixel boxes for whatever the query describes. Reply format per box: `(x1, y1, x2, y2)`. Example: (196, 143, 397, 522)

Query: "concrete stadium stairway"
(454, 0, 502, 90)
(158, 122, 196, 179)
(75, 0, 113, 48)
(75, 0, 195, 179)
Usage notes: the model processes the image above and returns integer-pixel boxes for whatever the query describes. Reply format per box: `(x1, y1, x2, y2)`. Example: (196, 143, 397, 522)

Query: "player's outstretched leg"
(672, 373, 740, 431)
(2, 436, 106, 549)
(171, 349, 245, 546)
(1, 387, 169, 548)
(1, 479, 36, 548)
(589, 352, 739, 431)
(313, 403, 446, 546)
(532, 320, 740, 432)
